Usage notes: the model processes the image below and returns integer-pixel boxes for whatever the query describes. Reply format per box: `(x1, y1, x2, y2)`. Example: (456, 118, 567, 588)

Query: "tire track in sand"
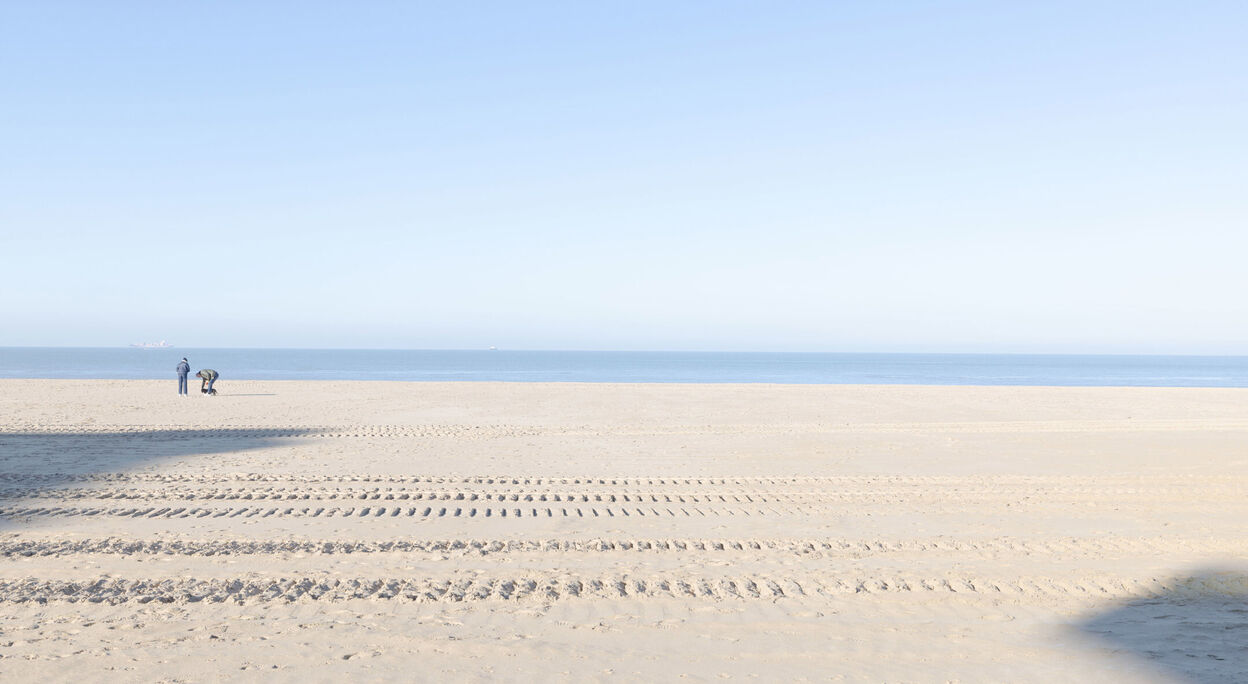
(8, 418, 1248, 436)
(2, 572, 1244, 605)
(2, 473, 1242, 488)
(4, 536, 1245, 559)
(4, 484, 1243, 503)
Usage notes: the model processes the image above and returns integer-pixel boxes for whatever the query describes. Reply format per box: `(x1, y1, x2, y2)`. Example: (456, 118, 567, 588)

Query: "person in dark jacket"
(196, 368, 219, 394)
(176, 358, 191, 396)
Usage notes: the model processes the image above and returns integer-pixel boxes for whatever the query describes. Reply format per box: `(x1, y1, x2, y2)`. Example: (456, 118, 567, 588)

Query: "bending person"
(196, 368, 219, 394)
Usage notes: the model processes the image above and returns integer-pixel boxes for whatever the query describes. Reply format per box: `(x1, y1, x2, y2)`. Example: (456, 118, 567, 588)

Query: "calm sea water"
(1, 348, 1247, 386)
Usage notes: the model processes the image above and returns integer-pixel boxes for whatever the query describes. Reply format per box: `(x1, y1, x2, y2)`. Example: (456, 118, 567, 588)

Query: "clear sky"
(2, 2, 1245, 352)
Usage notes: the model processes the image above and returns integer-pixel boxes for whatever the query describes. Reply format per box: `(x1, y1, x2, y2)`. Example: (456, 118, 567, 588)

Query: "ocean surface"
(1, 348, 1247, 386)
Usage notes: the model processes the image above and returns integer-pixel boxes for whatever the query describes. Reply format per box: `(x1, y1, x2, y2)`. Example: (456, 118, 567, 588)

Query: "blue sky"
(2, 2, 1245, 352)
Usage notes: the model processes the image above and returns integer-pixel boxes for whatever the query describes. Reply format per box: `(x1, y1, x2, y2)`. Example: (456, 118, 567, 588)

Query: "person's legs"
(178, 375, 187, 394)
(207, 376, 216, 393)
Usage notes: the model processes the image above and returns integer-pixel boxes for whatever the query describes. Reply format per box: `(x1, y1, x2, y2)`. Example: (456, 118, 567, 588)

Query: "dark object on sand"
(196, 369, 219, 395)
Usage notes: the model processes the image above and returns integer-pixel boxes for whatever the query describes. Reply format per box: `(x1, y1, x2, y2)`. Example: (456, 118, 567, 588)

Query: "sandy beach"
(1, 379, 1245, 682)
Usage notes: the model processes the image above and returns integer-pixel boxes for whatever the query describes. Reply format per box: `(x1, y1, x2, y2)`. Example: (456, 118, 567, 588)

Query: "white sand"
(1, 380, 1246, 682)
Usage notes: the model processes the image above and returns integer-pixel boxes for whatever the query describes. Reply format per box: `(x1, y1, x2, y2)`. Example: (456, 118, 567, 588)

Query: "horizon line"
(2, 345, 1247, 358)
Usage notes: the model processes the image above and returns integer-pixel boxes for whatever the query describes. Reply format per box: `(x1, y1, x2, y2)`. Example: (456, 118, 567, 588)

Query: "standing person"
(176, 358, 191, 396)
(196, 368, 219, 395)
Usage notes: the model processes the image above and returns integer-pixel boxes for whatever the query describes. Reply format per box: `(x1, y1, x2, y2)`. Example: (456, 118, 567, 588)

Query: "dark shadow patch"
(0, 428, 322, 531)
(1078, 569, 1248, 684)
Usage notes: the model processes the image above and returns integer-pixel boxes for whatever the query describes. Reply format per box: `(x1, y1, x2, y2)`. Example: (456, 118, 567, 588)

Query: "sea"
(1, 348, 1247, 387)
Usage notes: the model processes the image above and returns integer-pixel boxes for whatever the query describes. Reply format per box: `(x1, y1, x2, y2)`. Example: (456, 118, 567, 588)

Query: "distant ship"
(130, 340, 173, 349)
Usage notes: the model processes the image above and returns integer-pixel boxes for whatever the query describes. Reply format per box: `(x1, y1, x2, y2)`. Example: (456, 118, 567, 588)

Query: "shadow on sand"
(1078, 569, 1248, 684)
(0, 428, 322, 531)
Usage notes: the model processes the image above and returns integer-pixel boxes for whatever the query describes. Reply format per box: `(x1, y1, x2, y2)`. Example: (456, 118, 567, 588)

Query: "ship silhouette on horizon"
(129, 340, 172, 349)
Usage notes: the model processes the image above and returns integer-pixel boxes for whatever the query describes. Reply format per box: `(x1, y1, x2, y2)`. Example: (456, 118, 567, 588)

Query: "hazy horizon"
(4, 344, 1247, 358)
